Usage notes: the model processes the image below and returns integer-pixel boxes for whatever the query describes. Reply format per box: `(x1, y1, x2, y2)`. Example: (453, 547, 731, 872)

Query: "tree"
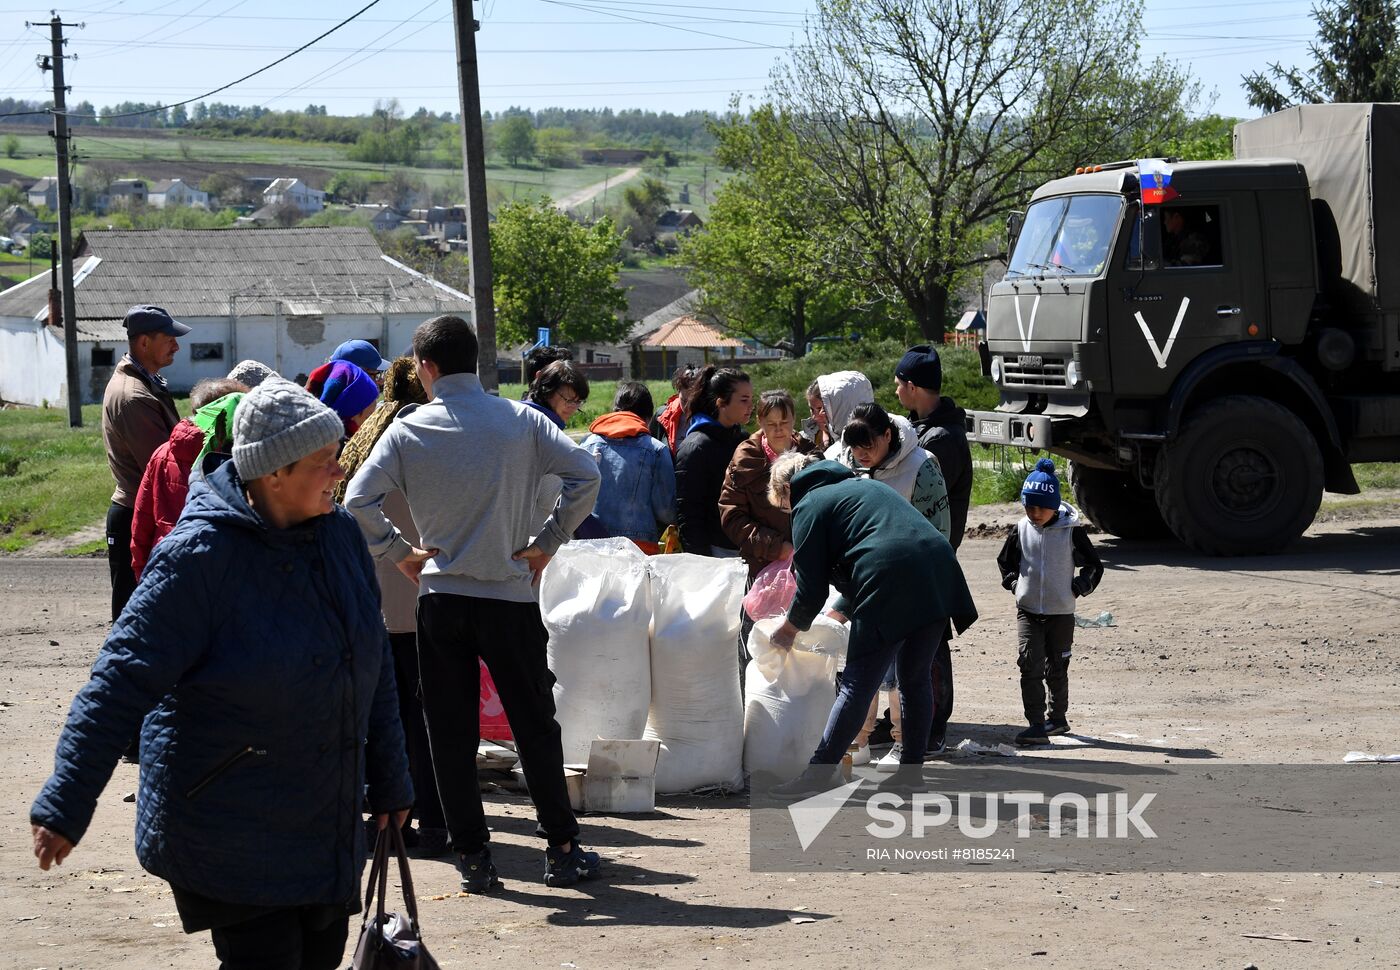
(681, 107, 867, 356)
(769, 0, 1199, 341)
(326, 172, 370, 203)
(621, 177, 670, 243)
(490, 199, 629, 346)
(2, 135, 18, 159)
(536, 127, 576, 168)
(201, 171, 250, 205)
(1242, 0, 1400, 112)
(28, 232, 52, 259)
(495, 116, 537, 167)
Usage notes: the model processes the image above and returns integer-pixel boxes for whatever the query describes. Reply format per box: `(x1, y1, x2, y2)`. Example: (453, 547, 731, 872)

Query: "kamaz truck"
(964, 103, 1400, 555)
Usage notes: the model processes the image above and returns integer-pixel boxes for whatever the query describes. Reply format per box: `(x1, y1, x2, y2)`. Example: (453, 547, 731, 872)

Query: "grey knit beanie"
(233, 377, 344, 481)
(226, 359, 278, 388)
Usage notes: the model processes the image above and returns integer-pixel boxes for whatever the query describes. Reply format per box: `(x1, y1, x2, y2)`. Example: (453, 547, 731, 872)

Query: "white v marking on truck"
(1134, 297, 1191, 369)
(1014, 291, 1041, 352)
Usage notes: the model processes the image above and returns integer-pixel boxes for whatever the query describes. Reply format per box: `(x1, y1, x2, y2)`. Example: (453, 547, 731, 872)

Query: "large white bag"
(743, 616, 845, 781)
(644, 554, 747, 793)
(541, 538, 652, 765)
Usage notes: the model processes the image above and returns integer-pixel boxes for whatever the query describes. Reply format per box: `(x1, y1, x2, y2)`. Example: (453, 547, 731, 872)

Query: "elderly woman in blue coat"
(30, 378, 413, 970)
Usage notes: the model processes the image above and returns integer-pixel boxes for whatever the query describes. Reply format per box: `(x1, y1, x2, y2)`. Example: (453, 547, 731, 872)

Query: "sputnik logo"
(786, 780, 864, 851)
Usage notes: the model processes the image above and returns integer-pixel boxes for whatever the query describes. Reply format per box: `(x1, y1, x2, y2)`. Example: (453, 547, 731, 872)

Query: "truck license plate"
(979, 419, 1005, 440)
(1017, 354, 1043, 368)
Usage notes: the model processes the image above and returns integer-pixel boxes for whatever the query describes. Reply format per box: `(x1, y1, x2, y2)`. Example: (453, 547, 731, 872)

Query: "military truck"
(964, 103, 1400, 555)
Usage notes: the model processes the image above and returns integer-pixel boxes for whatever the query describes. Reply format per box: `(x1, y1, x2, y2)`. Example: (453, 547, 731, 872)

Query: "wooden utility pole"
(40, 16, 83, 426)
(451, 0, 498, 392)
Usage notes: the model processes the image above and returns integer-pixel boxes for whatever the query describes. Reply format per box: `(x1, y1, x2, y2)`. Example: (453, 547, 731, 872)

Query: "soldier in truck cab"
(1162, 208, 1213, 267)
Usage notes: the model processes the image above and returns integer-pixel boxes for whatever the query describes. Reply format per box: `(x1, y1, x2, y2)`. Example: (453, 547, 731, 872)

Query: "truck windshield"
(1007, 195, 1122, 279)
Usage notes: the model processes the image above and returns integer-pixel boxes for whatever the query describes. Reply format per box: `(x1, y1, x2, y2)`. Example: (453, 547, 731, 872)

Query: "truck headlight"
(1065, 359, 1081, 387)
(990, 355, 1003, 382)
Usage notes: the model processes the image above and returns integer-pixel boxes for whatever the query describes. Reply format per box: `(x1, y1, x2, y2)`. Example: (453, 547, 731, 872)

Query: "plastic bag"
(644, 554, 747, 793)
(540, 538, 653, 764)
(479, 661, 512, 741)
(742, 559, 797, 620)
(742, 616, 842, 782)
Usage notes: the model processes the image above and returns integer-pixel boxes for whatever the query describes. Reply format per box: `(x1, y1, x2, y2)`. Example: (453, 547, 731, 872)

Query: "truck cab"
(967, 106, 1400, 554)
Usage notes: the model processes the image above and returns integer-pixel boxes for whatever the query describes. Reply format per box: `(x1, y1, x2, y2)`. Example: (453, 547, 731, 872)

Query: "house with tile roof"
(0, 226, 471, 405)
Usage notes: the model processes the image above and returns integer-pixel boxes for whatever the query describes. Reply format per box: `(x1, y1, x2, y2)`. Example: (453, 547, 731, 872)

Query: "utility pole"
(451, 0, 498, 393)
(37, 15, 83, 426)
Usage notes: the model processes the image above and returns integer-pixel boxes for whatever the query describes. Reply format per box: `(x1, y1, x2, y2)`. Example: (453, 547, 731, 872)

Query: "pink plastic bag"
(742, 559, 797, 620)
(479, 660, 512, 740)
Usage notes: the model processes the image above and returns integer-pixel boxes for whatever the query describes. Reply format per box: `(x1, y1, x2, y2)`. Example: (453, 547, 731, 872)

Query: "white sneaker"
(848, 743, 871, 766)
(876, 743, 903, 772)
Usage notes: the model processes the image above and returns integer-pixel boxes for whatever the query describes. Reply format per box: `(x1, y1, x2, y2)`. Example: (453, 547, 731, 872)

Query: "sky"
(0, 0, 1318, 121)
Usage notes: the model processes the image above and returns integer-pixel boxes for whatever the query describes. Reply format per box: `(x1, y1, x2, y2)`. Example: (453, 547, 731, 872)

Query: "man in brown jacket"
(102, 305, 185, 621)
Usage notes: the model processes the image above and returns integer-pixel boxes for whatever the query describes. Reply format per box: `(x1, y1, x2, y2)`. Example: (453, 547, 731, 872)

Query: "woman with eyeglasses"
(525, 360, 599, 539)
(30, 378, 412, 970)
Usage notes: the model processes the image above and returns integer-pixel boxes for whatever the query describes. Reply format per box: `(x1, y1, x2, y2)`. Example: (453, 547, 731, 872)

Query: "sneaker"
(544, 842, 602, 888)
(927, 735, 947, 756)
(1044, 718, 1071, 736)
(875, 743, 904, 772)
(416, 827, 450, 858)
(1015, 723, 1050, 746)
(768, 765, 845, 798)
(456, 847, 502, 894)
(848, 743, 871, 766)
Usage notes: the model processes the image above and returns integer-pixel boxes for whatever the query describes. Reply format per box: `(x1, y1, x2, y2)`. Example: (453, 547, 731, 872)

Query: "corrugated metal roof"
(0, 227, 472, 324)
(642, 315, 744, 349)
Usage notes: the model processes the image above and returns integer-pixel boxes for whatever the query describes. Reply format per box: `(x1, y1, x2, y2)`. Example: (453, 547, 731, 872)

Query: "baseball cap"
(123, 305, 192, 337)
(330, 339, 392, 374)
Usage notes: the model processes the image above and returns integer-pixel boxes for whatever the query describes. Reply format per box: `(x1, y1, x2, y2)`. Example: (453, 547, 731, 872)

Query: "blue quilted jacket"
(30, 462, 413, 909)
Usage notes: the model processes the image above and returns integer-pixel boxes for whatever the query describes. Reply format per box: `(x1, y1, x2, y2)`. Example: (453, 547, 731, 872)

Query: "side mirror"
(1006, 210, 1025, 257)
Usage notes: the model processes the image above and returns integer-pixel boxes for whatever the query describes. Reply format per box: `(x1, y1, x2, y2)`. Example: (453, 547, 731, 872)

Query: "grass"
(0, 403, 111, 552)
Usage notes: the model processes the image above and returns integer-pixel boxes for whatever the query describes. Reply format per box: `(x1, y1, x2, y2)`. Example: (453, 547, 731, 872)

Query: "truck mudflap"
(964, 409, 1061, 448)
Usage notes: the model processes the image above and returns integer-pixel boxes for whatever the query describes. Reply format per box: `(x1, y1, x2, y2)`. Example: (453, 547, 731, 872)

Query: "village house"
(26, 177, 62, 211)
(103, 179, 149, 211)
(0, 226, 472, 406)
(263, 178, 326, 214)
(148, 179, 210, 210)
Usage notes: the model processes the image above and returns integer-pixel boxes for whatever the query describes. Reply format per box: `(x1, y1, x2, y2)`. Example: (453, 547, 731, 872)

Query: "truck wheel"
(1068, 462, 1170, 539)
(1154, 395, 1323, 556)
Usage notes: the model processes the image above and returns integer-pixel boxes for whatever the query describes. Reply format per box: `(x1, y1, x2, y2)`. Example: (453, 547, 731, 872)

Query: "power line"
(538, 0, 785, 48)
(67, 0, 387, 120)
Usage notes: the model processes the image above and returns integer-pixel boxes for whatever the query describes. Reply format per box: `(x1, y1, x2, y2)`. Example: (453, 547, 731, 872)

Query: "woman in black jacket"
(674, 366, 752, 556)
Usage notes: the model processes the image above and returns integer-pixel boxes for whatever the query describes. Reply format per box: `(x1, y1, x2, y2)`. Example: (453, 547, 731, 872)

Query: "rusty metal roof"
(641, 315, 744, 349)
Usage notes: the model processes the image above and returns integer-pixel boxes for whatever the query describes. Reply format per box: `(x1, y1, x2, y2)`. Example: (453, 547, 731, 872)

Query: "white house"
(26, 177, 60, 211)
(149, 179, 209, 209)
(0, 226, 472, 406)
(263, 178, 325, 214)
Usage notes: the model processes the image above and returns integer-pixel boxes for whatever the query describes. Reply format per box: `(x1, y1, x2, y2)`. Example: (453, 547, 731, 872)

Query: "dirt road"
(4, 517, 1399, 968)
(554, 166, 642, 212)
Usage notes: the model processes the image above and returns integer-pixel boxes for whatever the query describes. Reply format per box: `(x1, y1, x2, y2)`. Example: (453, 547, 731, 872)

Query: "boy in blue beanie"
(996, 458, 1103, 745)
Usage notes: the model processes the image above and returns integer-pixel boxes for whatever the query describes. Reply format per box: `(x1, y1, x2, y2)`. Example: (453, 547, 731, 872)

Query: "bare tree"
(770, 0, 1200, 340)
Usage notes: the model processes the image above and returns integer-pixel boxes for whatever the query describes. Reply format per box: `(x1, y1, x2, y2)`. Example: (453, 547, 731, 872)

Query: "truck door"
(1106, 194, 1262, 398)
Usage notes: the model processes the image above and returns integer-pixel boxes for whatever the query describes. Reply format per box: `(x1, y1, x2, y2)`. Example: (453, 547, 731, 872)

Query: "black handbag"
(351, 822, 441, 970)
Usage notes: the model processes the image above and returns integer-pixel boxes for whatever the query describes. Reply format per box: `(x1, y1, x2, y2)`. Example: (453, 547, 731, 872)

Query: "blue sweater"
(31, 462, 412, 909)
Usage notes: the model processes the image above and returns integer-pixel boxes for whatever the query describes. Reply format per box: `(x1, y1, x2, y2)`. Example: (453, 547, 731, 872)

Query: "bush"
(743, 338, 997, 414)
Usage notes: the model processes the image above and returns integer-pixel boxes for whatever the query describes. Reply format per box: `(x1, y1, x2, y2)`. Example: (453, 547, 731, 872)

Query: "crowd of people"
(28, 304, 1103, 968)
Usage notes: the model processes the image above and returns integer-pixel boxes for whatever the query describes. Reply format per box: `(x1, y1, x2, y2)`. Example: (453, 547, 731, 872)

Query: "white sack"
(541, 538, 652, 765)
(644, 553, 747, 793)
(743, 616, 844, 781)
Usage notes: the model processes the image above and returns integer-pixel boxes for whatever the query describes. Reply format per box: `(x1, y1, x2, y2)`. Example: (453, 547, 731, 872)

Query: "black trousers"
(416, 593, 579, 853)
(389, 632, 445, 829)
(208, 906, 348, 970)
(930, 624, 955, 744)
(1017, 609, 1075, 724)
(106, 502, 137, 623)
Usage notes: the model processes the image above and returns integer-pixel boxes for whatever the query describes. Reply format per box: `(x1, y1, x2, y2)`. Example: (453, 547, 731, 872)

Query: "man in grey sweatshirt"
(344, 315, 603, 890)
